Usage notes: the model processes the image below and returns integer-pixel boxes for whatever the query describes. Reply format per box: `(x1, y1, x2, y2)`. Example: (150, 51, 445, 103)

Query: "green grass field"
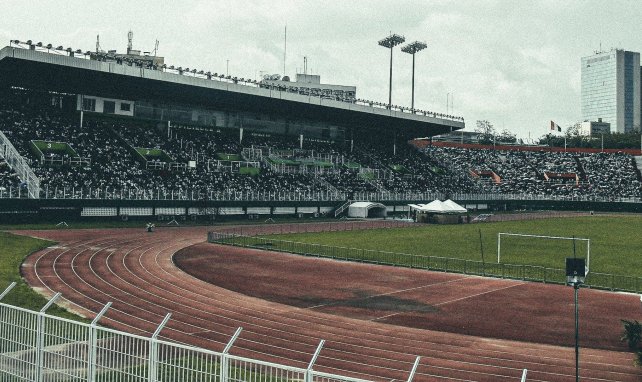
(136, 148, 173, 162)
(390, 164, 408, 173)
(343, 162, 361, 169)
(31, 140, 78, 158)
(263, 216, 642, 278)
(216, 153, 243, 161)
(0, 231, 82, 319)
(267, 157, 300, 166)
(239, 166, 260, 176)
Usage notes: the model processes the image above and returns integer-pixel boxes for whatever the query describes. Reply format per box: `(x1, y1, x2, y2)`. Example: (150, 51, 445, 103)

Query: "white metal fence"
(0, 284, 381, 382)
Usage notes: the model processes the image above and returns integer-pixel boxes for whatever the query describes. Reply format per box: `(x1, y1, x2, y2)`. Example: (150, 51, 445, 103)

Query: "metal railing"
(36, 186, 349, 201)
(208, 229, 642, 293)
(0, 130, 40, 198)
(2, 179, 642, 204)
(0, 283, 380, 382)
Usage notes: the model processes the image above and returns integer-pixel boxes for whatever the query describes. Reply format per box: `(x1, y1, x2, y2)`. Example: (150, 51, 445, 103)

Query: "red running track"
(17, 224, 642, 382)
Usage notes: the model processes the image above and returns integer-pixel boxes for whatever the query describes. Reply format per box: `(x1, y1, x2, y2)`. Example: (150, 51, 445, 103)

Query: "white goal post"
(497, 232, 590, 272)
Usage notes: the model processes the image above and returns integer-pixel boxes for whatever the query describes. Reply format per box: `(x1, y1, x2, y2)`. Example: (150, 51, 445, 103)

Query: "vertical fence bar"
(306, 340, 325, 382)
(406, 356, 421, 382)
(149, 313, 171, 382)
(88, 302, 112, 382)
(221, 327, 243, 382)
(36, 292, 61, 382)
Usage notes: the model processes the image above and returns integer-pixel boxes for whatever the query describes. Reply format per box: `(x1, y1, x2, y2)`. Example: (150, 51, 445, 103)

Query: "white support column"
(36, 292, 61, 382)
(87, 302, 112, 382)
(148, 313, 171, 382)
(406, 356, 421, 382)
(220, 327, 243, 382)
(587, 240, 590, 271)
(305, 340, 325, 382)
(0, 282, 16, 301)
(497, 233, 501, 263)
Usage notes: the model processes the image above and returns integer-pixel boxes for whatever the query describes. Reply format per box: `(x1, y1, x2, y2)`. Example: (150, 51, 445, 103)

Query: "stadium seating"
(1, 87, 641, 200)
(422, 145, 642, 198)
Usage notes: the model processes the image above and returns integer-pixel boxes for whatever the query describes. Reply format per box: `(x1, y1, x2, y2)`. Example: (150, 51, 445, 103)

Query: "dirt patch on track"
(175, 242, 641, 351)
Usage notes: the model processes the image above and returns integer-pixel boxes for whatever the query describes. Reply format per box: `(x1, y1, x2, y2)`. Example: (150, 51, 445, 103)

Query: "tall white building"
(581, 49, 641, 133)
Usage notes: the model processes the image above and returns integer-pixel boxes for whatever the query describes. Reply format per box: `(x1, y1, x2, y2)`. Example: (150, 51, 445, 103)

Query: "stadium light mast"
(378, 33, 405, 109)
(401, 41, 427, 111)
(566, 254, 586, 382)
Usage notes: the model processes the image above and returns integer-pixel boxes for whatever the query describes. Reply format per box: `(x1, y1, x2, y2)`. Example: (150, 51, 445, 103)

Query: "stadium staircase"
(317, 177, 339, 193)
(633, 156, 642, 182)
(574, 155, 588, 181)
(333, 199, 351, 217)
(0, 130, 40, 198)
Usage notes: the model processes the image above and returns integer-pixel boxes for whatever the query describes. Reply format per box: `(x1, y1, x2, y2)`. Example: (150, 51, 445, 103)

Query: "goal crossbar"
(497, 232, 590, 271)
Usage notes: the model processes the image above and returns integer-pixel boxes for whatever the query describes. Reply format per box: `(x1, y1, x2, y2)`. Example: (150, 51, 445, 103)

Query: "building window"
(120, 102, 131, 112)
(103, 101, 116, 114)
(82, 98, 96, 112)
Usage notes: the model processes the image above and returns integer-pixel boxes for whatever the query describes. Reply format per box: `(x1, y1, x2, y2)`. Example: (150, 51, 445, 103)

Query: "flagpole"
(601, 134, 604, 152)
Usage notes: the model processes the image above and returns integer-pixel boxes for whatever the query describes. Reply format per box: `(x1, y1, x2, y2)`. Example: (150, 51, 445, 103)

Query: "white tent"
(408, 200, 467, 214)
(442, 199, 468, 213)
(347, 201, 387, 218)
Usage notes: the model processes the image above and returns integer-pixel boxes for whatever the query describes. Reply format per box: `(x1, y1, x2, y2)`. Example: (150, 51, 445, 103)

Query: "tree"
(496, 129, 517, 144)
(621, 319, 642, 350)
(475, 120, 495, 145)
(565, 122, 582, 138)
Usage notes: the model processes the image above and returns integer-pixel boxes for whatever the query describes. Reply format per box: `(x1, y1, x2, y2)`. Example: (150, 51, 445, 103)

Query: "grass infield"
(264, 216, 642, 278)
(0, 232, 82, 319)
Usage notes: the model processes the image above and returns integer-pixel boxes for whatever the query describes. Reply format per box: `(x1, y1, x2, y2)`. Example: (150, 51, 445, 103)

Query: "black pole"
(478, 229, 484, 262)
(575, 283, 579, 382)
(411, 53, 416, 110)
(388, 46, 393, 108)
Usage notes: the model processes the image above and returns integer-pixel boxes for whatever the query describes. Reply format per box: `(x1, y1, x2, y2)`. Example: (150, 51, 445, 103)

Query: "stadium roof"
(0, 46, 464, 138)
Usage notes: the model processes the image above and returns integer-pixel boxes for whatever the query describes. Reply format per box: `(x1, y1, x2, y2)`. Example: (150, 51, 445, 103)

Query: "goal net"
(497, 233, 590, 273)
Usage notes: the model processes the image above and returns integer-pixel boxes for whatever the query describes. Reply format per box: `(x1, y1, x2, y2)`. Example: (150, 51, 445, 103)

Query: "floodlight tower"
(378, 33, 405, 109)
(401, 41, 427, 111)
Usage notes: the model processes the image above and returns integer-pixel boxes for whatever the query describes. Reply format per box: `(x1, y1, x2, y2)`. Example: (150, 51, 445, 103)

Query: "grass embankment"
(0, 231, 80, 319)
(264, 216, 642, 277)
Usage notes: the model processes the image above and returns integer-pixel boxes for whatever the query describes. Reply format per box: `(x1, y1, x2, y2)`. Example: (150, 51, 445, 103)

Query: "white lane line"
(372, 282, 525, 321)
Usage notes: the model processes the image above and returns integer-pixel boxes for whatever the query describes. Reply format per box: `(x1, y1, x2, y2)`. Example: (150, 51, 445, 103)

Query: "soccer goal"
(497, 232, 590, 273)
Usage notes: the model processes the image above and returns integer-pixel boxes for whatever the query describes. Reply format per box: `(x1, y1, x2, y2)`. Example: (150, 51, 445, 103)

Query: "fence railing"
(0, 285, 378, 382)
(208, 229, 642, 294)
(0, 130, 40, 198)
(3, 179, 642, 204)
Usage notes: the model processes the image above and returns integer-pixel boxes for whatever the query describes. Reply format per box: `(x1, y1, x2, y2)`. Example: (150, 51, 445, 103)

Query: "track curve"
(17, 224, 642, 382)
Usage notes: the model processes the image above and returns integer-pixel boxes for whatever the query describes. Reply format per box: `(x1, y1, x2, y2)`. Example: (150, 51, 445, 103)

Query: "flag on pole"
(550, 120, 562, 132)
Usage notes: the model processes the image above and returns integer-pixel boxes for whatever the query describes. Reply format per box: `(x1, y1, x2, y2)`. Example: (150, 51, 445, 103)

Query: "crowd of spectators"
(422, 145, 642, 199)
(2, 87, 642, 200)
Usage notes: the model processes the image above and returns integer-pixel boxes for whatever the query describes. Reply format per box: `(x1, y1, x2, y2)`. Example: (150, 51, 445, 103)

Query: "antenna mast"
(96, 35, 100, 53)
(283, 25, 287, 76)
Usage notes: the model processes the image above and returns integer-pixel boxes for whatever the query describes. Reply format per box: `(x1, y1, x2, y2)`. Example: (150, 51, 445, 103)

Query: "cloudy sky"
(1, 0, 641, 139)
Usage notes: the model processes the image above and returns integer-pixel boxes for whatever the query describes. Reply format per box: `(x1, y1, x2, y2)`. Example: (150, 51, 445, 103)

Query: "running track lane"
(17, 225, 642, 382)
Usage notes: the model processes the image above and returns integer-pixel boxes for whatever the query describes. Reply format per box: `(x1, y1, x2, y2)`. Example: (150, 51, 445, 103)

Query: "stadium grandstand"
(1, 38, 642, 222)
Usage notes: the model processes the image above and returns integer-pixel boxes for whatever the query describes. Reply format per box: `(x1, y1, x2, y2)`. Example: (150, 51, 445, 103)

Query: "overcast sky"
(1, 0, 641, 139)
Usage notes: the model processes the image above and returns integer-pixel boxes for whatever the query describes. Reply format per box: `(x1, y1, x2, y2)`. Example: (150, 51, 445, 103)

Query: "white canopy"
(348, 201, 387, 218)
(408, 199, 467, 214)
